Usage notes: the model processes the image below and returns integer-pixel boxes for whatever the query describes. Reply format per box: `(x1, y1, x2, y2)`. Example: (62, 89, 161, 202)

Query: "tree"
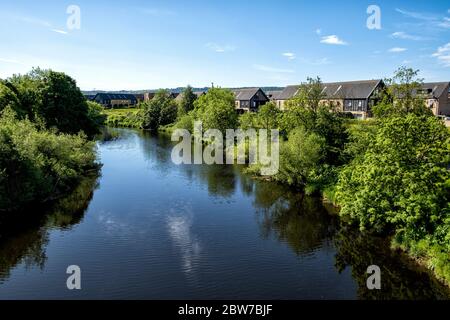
(373, 67, 432, 118)
(5, 68, 103, 136)
(336, 113, 450, 237)
(194, 87, 238, 132)
(141, 89, 177, 130)
(280, 77, 348, 165)
(178, 85, 197, 116)
(256, 102, 280, 130)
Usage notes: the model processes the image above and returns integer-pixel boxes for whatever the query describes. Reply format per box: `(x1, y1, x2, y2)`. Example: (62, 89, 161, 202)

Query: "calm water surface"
(0, 128, 449, 299)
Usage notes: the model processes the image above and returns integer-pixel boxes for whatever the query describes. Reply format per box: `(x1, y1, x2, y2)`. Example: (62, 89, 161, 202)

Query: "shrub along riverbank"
(0, 68, 104, 214)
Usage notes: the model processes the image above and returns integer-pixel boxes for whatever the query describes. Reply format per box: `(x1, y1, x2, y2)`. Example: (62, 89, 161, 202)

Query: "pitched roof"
(278, 80, 382, 100)
(94, 93, 138, 101)
(419, 82, 450, 99)
(175, 91, 206, 102)
(233, 88, 268, 101)
(265, 90, 283, 100)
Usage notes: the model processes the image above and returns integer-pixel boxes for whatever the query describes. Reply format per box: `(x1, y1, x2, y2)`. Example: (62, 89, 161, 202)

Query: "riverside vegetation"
(102, 67, 450, 286)
(0, 68, 105, 214)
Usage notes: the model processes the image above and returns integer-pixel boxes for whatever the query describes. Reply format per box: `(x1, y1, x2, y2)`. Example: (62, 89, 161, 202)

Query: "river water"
(0, 128, 448, 299)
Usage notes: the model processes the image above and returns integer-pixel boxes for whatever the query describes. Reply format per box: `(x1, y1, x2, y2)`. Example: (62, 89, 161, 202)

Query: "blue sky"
(0, 0, 449, 90)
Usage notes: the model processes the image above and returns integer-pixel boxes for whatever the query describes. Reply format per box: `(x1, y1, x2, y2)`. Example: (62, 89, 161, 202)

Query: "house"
(84, 94, 96, 101)
(93, 93, 138, 108)
(175, 91, 207, 103)
(143, 92, 156, 101)
(232, 88, 269, 113)
(133, 94, 145, 103)
(275, 80, 385, 119)
(417, 82, 450, 116)
(265, 90, 283, 101)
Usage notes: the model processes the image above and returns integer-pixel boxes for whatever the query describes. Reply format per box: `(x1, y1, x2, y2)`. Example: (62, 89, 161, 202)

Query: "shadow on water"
(0, 127, 449, 299)
(0, 173, 100, 283)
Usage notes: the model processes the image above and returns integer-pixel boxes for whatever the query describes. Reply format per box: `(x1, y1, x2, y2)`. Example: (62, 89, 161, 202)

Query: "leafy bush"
(0, 108, 98, 212)
(142, 90, 177, 130)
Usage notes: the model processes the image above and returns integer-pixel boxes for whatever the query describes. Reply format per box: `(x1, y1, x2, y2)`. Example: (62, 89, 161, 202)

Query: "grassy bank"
(103, 108, 143, 128)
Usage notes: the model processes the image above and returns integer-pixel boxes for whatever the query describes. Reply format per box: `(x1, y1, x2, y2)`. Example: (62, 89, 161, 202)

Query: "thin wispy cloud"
(0, 58, 22, 64)
(15, 15, 51, 27)
(320, 35, 348, 45)
(396, 8, 450, 29)
(282, 52, 296, 60)
(253, 64, 294, 73)
(432, 43, 450, 67)
(205, 43, 236, 53)
(51, 29, 68, 35)
(389, 47, 407, 53)
(390, 31, 424, 41)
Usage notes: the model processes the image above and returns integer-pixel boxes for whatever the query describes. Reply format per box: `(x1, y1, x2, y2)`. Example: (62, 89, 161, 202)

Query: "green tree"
(194, 87, 238, 132)
(178, 85, 197, 116)
(142, 89, 177, 130)
(256, 101, 280, 130)
(5, 68, 103, 135)
(336, 114, 450, 236)
(373, 67, 432, 118)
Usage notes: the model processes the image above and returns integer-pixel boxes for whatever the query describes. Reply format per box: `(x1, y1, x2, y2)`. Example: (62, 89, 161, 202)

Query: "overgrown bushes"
(0, 108, 98, 212)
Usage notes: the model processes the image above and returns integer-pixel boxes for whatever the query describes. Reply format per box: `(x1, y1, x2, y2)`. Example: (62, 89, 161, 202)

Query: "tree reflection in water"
(0, 173, 99, 283)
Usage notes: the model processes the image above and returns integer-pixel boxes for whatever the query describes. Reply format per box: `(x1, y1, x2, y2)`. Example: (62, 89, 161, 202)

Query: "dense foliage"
(0, 108, 98, 212)
(178, 85, 197, 117)
(141, 90, 178, 131)
(1, 68, 103, 136)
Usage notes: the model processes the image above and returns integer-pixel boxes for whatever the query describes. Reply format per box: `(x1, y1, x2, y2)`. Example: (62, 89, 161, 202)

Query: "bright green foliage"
(174, 113, 195, 132)
(103, 108, 143, 128)
(373, 67, 433, 118)
(336, 114, 450, 236)
(194, 87, 238, 132)
(4, 68, 103, 136)
(0, 108, 98, 212)
(142, 90, 178, 130)
(238, 112, 257, 130)
(280, 77, 347, 165)
(178, 85, 197, 116)
(255, 102, 280, 130)
(276, 127, 335, 194)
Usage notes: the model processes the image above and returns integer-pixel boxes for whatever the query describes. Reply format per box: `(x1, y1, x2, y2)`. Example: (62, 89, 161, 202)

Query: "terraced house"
(93, 93, 138, 108)
(233, 88, 269, 113)
(415, 82, 450, 116)
(273, 80, 385, 119)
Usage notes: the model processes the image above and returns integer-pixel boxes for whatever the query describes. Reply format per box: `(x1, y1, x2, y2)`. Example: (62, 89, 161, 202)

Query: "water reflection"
(0, 128, 449, 299)
(0, 173, 99, 283)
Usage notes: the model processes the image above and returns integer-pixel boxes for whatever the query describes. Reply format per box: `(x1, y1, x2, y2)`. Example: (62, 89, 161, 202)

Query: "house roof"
(94, 93, 138, 101)
(265, 90, 283, 100)
(233, 88, 268, 101)
(175, 91, 206, 102)
(278, 80, 383, 100)
(419, 82, 450, 99)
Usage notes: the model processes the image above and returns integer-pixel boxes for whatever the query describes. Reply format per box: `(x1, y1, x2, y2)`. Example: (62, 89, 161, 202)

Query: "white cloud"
(389, 47, 407, 53)
(51, 29, 68, 35)
(282, 52, 296, 60)
(253, 64, 294, 73)
(320, 35, 348, 45)
(390, 31, 424, 41)
(432, 43, 450, 67)
(205, 43, 236, 53)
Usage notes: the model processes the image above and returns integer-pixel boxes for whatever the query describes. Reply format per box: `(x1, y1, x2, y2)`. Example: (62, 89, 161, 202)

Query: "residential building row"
(86, 80, 450, 119)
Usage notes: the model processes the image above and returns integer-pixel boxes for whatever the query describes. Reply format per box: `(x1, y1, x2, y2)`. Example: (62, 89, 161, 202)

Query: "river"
(0, 128, 448, 299)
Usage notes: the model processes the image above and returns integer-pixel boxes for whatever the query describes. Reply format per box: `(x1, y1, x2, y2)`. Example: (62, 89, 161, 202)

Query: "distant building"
(84, 94, 96, 101)
(133, 94, 145, 103)
(275, 80, 385, 119)
(143, 92, 156, 101)
(175, 91, 207, 103)
(233, 88, 269, 113)
(265, 90, 283, 101)
(93, 93, 138, 108)
(416, 82, 450, 116)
